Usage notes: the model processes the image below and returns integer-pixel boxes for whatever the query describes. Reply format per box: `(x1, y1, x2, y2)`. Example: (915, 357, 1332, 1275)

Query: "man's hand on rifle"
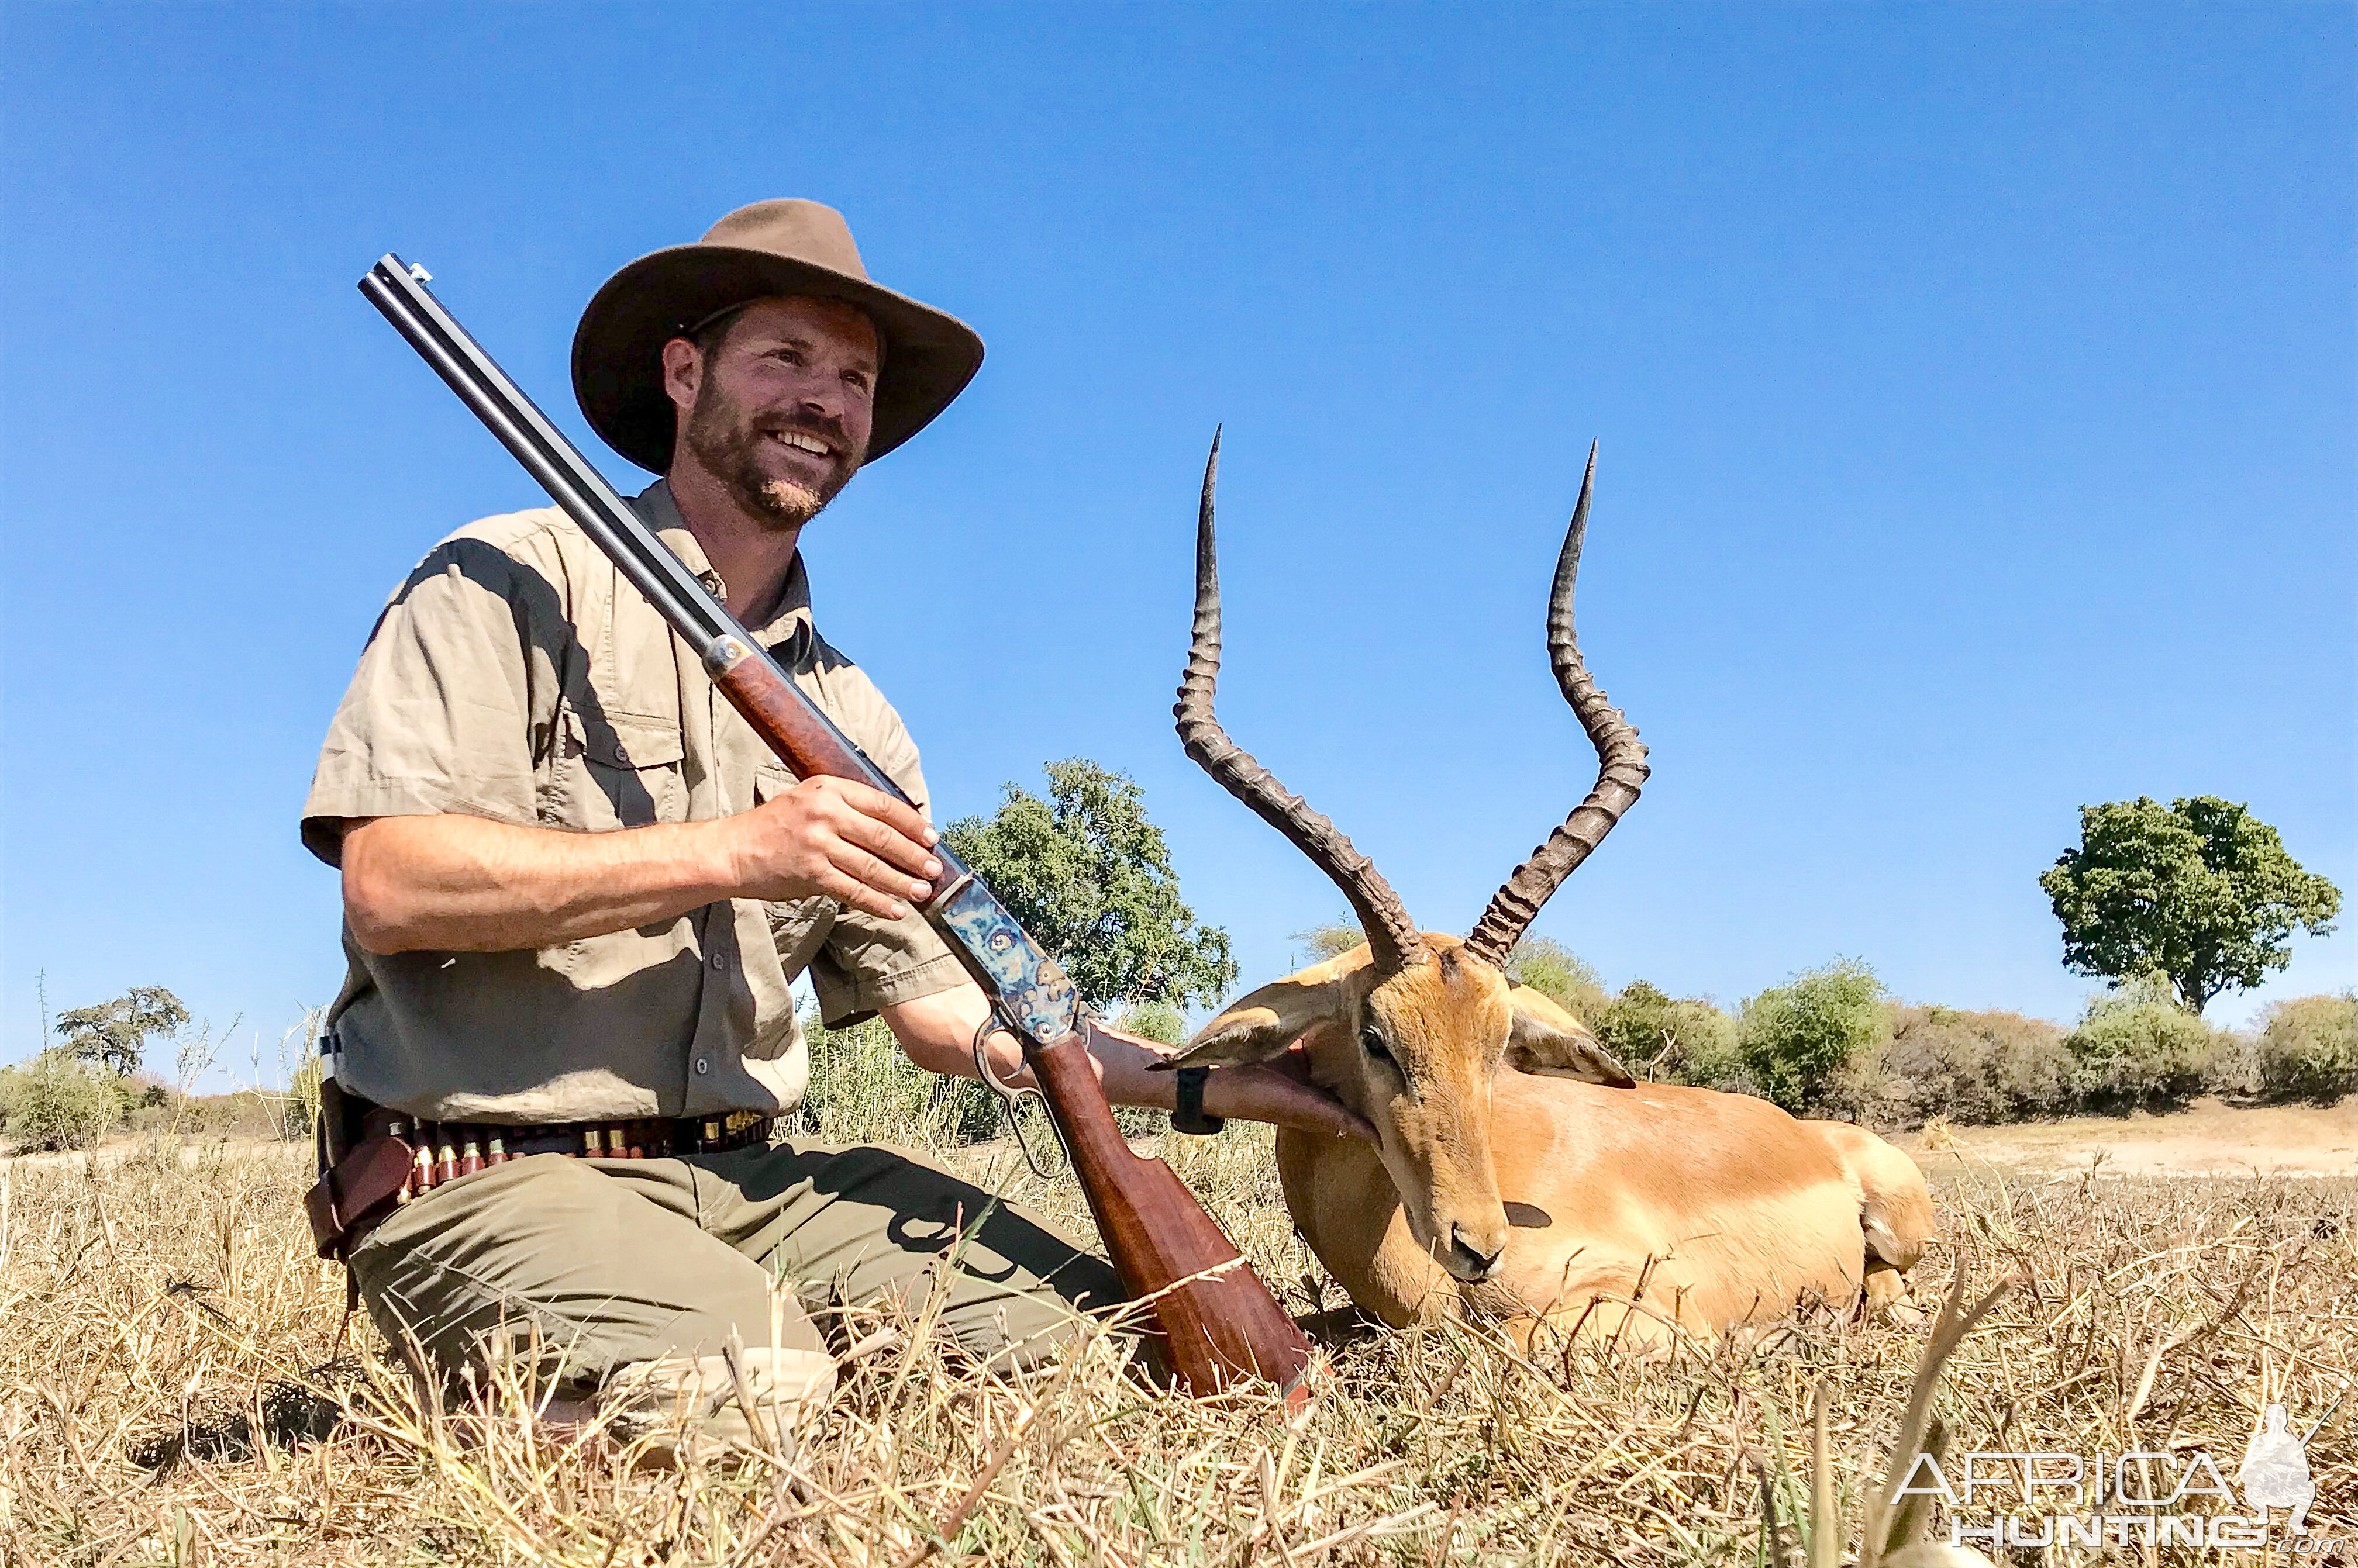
(722, 775, 942, 920)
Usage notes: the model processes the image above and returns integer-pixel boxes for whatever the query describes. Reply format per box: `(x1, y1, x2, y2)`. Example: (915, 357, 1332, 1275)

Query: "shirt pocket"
(546, 705, 689, 830)
(753, 762, 797, 805)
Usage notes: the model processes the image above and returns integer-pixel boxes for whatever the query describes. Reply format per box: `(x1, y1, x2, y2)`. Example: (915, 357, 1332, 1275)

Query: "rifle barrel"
(360, 258, 734, 657)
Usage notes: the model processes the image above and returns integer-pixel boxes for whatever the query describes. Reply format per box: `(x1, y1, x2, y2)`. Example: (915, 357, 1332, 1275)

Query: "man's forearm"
(342, 814, 736, 954)
(341, 775, 943, 955)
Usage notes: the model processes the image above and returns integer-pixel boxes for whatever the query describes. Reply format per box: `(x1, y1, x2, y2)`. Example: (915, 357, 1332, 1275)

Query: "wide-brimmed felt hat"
(573, 199, 985, 474)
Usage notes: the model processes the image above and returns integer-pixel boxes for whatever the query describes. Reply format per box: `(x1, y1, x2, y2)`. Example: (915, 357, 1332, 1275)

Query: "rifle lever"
(972, 1009, 1072, 1180)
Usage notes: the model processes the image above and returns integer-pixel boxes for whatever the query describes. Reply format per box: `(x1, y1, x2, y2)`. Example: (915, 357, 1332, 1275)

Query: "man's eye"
(1359, 1028, 1395, 1066)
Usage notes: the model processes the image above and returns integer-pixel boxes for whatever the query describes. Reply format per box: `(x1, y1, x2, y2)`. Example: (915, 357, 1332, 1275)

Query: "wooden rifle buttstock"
(1033, 1029, 1316, 1409)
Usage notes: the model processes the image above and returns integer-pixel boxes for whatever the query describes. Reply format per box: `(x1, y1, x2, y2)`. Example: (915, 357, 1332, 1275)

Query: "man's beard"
(682, 378, 856, 531)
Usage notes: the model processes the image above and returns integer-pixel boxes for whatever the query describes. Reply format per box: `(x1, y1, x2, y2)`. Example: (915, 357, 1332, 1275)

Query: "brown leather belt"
(305, 1086, 773, 1260)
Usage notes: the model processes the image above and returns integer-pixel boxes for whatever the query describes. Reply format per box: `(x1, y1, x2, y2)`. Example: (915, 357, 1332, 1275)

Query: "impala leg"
(1862, 1259, 1912, 1314)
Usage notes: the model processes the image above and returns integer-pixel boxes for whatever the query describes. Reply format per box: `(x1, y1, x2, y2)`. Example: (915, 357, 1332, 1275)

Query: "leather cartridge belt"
(305, 1100, 773, 1261)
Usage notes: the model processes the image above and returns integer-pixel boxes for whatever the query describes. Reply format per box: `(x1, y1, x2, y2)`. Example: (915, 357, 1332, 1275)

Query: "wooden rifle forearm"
(359, 253, 1312, 1407)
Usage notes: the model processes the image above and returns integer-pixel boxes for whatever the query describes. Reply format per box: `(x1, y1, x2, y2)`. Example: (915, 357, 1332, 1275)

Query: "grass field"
(2, 1114, 2352, 1566)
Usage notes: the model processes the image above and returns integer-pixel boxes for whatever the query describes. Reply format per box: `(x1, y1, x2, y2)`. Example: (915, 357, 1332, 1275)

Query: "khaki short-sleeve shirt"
(303, 481, 963, 1123)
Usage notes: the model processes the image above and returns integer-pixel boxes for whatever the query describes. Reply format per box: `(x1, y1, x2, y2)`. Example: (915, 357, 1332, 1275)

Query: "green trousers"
(348, 1137, 1121, 1439)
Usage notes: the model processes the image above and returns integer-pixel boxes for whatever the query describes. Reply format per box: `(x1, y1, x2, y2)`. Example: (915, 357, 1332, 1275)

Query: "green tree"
(944, 759, 1237, 1010)
(54, 985, 188, 1076)
(2040, 797, 2340, 1016)
(1737, 960, 1887, 1111)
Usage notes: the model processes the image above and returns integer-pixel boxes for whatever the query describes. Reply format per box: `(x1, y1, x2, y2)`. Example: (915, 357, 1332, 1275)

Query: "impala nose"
(1446, 1223, 1506, 1282)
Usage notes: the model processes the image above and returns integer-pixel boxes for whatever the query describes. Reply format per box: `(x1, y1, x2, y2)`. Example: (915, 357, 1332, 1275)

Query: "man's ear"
(660, 336, 702, 417)
(1159, 975, 1344, 1070)
(1504, 984, 1635, 1087)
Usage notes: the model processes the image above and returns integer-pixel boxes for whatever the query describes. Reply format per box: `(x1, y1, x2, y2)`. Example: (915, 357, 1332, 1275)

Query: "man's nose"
(790, 385, 844, 422)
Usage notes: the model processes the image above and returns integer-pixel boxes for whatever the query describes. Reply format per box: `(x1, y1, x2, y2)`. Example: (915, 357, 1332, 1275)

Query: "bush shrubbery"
(775, 975, 2342, 1145)
(8, 959, 2332, 1162)
(2249, 993, 2358, 1103)
(1265, 934, 2351, 1125)
(0, 1051, 135, 1150)
(133, 1087, 305, 1142)
(2065, 993, 2219, 1112)
(792, 1013, 1004, 1146)
(1570, 967, 2343, 1129)
(1736, 961, 1887, 1112)
(0, 1069, 325, 1152)
(1591, 982, 1746, 1090)
(1835, 989, 2356, 1126)
(790, 1004, 1178, 1151)
(1112, 1001, 1185, 1049)
(1505, 938, 1609, 1020)
(1829, 1006, 2076, 1128)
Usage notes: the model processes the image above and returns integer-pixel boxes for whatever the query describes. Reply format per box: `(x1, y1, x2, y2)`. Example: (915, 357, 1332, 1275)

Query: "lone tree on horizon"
(944, 758, 1238, 1012)
(56, 985, 188, 1076)
(2040, 796, 2340, 1015)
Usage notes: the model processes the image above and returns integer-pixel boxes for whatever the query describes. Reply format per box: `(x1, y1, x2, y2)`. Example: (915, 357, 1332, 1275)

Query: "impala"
(1159, 438, 1933, 1345)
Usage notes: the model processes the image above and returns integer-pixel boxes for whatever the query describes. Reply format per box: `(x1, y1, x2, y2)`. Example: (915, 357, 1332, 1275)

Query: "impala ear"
(1160, 975, 1345, 1069)
(1504, 984, 1636, 1087)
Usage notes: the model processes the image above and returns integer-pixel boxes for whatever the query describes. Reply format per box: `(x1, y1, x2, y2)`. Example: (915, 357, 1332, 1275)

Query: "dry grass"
(2, 1127, 2352, 1566)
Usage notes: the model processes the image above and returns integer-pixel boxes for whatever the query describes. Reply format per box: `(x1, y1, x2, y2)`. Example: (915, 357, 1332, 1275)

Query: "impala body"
(1194, 942, 1930, 1342)
(1161, 439, 1933, 1342)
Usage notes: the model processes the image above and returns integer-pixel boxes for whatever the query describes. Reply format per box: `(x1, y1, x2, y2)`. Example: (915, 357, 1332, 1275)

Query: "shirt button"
(612, 741, 630, 764)
(694, 1057, 711, 1076)
(710, 952, 728, 972)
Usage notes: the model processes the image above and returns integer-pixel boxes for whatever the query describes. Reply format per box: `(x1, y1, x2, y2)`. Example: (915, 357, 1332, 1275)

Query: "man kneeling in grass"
(304, 199, 1363, 1454)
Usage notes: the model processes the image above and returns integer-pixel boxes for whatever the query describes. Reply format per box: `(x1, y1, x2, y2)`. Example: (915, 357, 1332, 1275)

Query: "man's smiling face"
(667, 295, 880, 530)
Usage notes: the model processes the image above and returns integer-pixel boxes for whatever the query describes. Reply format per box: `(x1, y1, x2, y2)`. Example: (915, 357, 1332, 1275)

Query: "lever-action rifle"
(358, 255, 1314, 1408)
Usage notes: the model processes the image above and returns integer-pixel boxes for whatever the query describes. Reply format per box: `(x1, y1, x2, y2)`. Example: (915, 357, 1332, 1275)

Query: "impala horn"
(1174, 431, 1427, 975)
(1462, 443, 1650, 969)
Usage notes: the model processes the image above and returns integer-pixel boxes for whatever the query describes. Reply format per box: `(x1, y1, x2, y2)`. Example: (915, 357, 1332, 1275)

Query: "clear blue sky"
(3, 5, 2350, 1083)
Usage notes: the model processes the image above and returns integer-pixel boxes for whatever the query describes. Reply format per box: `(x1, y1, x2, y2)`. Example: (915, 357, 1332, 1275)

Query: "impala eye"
(1359, 1027, 1395, 1066)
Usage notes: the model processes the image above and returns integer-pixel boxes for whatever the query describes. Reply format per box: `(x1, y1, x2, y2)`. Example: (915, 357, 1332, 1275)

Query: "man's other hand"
(879, 991, 1376, 1145)
(1085, 1021, 1376, 1144)
(1192, 1042, 1377, 1143)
